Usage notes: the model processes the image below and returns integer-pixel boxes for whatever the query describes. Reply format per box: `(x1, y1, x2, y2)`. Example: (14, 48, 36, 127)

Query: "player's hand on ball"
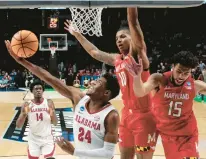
(64, 20, 79, 35)
(56, 137, 75, 155)
(5, 40, 22, 62)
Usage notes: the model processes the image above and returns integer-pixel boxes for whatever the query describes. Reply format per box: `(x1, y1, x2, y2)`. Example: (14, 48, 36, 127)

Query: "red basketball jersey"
(115, 55, 151, 111)
(152, 71, 198, 136)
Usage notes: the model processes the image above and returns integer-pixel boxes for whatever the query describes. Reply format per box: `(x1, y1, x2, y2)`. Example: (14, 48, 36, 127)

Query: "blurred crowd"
(0, 6, 206, 90)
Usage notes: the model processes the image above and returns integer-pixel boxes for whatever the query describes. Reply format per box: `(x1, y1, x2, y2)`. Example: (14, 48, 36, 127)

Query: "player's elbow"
(90, 49, 101, 58)
(52, 123, 57, 126)
(16, 124, 21, 129)
(16, 121, 22, 129)
(104, 152, 114, 158)
(52, 120, 58, 126)
(134, 88, 145, 97)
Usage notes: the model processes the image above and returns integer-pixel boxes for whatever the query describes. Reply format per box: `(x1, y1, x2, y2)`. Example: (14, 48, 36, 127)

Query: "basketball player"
(64, 8, 157, 159)
(5, 40, 120, 159)
(128, 51, 203, 159)
(16, 81, 57, 159)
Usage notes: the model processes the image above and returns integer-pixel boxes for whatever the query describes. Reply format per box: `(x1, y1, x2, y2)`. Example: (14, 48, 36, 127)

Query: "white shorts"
(28, 133, 55, 159)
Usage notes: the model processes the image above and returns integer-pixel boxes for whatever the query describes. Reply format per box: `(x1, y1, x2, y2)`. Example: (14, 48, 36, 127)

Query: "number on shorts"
(78, 127, 91, 143)
(168, 101, 183, 117)
(36, 113, 43, 121)
(118, 72, 127, 86)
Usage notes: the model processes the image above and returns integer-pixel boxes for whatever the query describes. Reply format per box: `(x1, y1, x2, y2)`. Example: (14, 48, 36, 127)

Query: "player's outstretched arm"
(5, 40, 84, 107)
(127, 8, 149, 69)
(47, 99, 58, 126)
(16, 102, 29, 128)
(133, 73, 161, 97)
(64, 20, 118, 66)
(194, 80, 206, 95)
(126, 57, 161, 97)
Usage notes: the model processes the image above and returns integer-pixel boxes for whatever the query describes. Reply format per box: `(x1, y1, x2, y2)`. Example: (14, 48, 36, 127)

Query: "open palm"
(125, 56, 143, 77)
(64, 20, 78, 35)
(5, 40, 23, 62)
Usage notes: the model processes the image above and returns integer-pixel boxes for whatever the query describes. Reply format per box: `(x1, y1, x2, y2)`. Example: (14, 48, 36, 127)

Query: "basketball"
(11, 30, 39, 58)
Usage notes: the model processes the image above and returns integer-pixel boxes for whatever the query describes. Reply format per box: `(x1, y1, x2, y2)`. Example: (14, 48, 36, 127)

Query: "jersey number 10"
(118, 72, 127, 86)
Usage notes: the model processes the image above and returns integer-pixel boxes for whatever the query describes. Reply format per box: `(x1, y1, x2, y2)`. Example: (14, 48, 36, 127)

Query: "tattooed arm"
(64, 20, 119, 66)
(127, 8, 149, 69)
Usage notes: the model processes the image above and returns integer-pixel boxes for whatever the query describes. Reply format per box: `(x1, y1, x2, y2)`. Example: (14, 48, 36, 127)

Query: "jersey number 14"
(36, 113, 43, 121)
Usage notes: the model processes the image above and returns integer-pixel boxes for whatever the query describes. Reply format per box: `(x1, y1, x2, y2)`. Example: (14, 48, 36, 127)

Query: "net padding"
(50, 47, 56, 58)
(69, 7, 104, 37)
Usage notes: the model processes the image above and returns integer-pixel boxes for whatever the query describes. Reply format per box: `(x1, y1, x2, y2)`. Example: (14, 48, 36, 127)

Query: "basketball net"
(69, 7, 104, 37)
(50, 47, 56, 58)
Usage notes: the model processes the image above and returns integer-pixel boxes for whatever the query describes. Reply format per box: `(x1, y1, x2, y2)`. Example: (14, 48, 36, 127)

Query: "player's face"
(86, 77, 109, 99)
(32, 85, 43, 98)
(172, 64, 191, 86)
(116, 30, 131, 54)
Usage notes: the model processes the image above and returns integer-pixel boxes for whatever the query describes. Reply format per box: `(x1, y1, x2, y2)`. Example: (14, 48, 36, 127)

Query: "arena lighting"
(48, 17, 59, 29)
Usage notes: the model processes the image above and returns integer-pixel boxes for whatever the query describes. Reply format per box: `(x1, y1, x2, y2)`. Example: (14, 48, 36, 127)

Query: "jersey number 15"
(168, 101, 183, 117)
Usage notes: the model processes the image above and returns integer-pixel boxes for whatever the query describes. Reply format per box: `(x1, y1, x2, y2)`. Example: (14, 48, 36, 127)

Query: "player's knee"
(120, 152, 135, 159)
(136, 151, 154, 159)
(120, 147, 135, 159)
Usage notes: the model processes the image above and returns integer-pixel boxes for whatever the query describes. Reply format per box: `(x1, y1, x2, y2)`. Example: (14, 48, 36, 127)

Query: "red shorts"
(161, 133, 199, 159)
(119, 109, 158, 153)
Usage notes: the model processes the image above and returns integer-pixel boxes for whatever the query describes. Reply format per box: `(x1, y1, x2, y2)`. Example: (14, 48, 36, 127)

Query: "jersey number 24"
(78, 127, 91, 143)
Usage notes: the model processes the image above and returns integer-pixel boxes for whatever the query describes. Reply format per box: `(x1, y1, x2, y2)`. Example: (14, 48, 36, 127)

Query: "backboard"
(39, 34, 67, 51)
(0, 1, 204, 8)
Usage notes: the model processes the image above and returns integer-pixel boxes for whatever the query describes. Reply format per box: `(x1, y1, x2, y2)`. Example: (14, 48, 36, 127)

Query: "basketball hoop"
(50, 47, 56, 58)
(69, 7, 104, 37)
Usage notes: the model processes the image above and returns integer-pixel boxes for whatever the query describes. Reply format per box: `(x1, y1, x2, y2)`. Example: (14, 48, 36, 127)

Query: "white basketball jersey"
(73, 95, 116, 159)
(27, 98, 52, 137)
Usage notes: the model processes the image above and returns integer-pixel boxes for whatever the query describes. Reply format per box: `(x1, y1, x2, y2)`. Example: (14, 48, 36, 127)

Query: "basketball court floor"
(0, 90, 206, 159)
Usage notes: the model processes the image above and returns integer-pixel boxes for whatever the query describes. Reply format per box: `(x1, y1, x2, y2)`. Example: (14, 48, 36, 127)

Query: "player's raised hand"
(5, 40, 23, 62)
(131, 56, 143, 76)
(56, 137, 75, 155)
(64, 20, 79, 36)
(125, 56, 143, 77)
